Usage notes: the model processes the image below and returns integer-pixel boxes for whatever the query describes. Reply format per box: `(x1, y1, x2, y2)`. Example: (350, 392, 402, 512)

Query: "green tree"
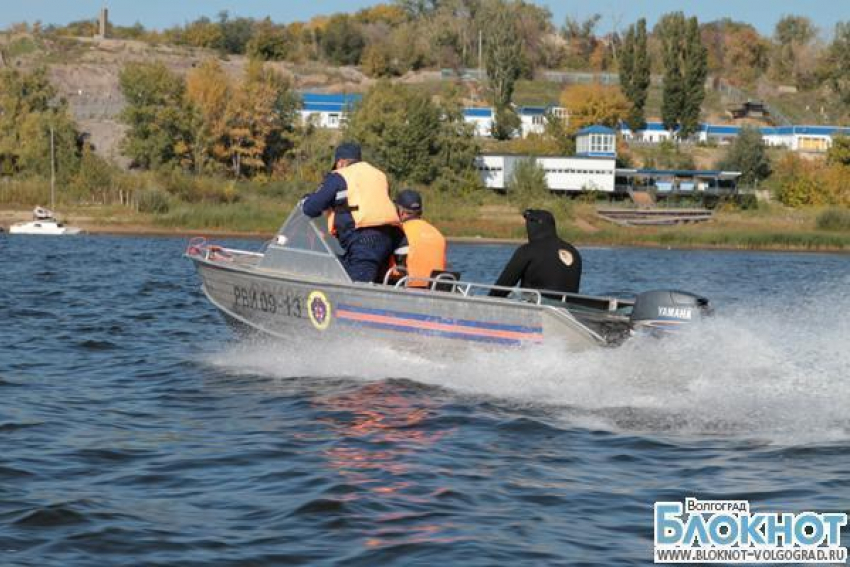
(119, 62, 192, 170)
(185, 59, 231, 174)
(246, 18, 294, 61)
(482, 1, 524, 140)
(433, 84, 480, 177)
(180, 17, 224, 50)
(543, 113, 576, 155)
(658, 12, 685, 131)
(771, 15, 817, 87)
(680, 17, 707, 137)
(345, 81, 478, 185)
(769, 153, 822, 206)
(217, 11, 255, 54)
(619, 26, 634, 107)
(823, 22, 850, 108)
(643, 139, 695, 170)
(774, 15, 816, 47)
(321, 15, 365, 65)
(717, 126, 771, 187)
(361, 42, 398, 78)
(619, 18, 650, 130)
(561, 14, 601, 67)
(656, 13, 706, 136)
(507, 158, 548, 210)
(16, 110, 82, 183)
(288, 123, 337, 183)
(826, 134, 850, 166)
(71, 148, 117, 203)
(0, 67, 81, 180)
(222, 62, 299, 177)
(394, 0, 441, 18)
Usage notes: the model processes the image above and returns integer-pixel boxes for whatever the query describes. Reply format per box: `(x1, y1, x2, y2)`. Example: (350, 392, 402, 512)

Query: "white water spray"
(207, 279, 850, 442)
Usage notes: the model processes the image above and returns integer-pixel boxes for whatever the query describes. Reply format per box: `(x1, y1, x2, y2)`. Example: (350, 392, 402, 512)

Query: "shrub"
(507, 158, 548, 211)
(769, 154, 846, 207)
(717, 125, 771, 187)
(816, 208, 850, 231)
(135, 189, 171, 214)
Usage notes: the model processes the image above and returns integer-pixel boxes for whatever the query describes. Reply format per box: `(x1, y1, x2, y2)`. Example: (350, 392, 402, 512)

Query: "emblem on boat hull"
(308, 290, 332, 330)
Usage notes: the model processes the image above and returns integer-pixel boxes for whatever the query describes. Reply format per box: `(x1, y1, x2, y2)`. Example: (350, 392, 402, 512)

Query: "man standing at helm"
(302, 142, 399, 282)
(488, 209, 582, 297)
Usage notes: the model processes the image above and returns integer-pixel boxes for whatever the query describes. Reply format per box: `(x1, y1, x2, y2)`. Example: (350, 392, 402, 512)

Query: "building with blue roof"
(295, 91, 849, 154)
(299, 92, 361, 130)
(576, 125, 616, 157)
(463, 107, 494, 137)
(517, 106, 551, 138)
(620, 119, 850, 153)
(462, 105, 567, 138)
(760, 124, 850, 152)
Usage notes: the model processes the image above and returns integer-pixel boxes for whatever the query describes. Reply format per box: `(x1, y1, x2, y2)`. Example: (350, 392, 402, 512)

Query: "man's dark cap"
(395, 189, 423, 212)
(333, 142, 361, 163)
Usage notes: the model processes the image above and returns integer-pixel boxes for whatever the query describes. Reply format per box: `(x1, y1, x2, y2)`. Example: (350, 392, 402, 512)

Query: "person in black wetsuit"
(488, 209, 582, 297)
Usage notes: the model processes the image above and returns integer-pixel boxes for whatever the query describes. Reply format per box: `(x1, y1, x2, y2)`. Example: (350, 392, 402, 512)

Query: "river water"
(1, 235, 848, 566)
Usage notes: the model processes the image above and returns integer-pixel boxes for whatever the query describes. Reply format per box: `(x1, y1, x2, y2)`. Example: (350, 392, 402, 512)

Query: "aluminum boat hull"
(186, 210, 705, 353)
(192, 256, 607, 351)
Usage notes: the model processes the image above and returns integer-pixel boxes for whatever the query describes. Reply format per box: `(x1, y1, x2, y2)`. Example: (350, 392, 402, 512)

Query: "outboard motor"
(629, 290, 712, 333)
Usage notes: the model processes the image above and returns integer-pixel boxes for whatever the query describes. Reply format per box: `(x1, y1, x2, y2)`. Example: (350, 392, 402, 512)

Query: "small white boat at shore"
(9, 206, 82, 236)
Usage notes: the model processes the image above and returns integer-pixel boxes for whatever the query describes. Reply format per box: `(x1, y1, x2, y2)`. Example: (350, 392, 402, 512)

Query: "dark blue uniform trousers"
(341, 227, 395, 283)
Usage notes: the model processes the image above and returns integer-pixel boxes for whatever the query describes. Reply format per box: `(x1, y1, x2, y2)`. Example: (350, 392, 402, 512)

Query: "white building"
(517, 106, 548, 138)
(575, 125, 617, 157)
(463, 107, 494, 137)
(620, 121, 850, 152)
(299, 93, 361, 129)
(463, 105, 567, 138)
(759, 125, 850, 152)
(475, 154, 617, 193)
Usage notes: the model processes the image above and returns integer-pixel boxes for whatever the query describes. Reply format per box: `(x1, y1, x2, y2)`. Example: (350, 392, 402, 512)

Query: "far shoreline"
(63, 224, 850, 255)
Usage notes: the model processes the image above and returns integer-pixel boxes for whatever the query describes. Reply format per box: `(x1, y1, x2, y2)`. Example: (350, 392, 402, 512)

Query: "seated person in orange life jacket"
(301, 143, 399, 283)
(488, 209, 582, 298)
(386, 189, 447, 287)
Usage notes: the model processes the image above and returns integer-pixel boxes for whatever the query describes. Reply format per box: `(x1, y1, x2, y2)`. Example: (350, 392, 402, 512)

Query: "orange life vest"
(397, 218, 447, 288)
(327, 162, 399, 234)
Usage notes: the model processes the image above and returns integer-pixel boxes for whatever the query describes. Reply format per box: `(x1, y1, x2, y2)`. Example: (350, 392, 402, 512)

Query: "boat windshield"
(273, 207, 343, 257)
(258, 206, 350, 282)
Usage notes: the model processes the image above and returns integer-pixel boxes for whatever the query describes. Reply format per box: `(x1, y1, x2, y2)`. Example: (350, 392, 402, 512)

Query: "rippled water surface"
(1, 235, 849, 566)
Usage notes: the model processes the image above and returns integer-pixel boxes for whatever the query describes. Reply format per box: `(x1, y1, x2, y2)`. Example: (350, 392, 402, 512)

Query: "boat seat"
(429, 270, 462, 292)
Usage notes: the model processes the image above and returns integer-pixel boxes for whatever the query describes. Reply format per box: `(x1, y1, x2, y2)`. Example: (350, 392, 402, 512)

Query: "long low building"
(476, 155, 740, 197)
(476, 154, 617, 193)
(620, 121, 850, 152)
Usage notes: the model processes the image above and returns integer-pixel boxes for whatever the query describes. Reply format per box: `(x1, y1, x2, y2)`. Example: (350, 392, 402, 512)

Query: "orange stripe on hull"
(336, 309, 544, 342)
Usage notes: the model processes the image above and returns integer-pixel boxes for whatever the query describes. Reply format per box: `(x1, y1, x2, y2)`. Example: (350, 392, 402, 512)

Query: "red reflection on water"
(313, 381, 462, 546)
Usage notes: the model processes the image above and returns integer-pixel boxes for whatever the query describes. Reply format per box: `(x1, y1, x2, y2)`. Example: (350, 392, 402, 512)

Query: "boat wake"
(206, 279, 850, 443)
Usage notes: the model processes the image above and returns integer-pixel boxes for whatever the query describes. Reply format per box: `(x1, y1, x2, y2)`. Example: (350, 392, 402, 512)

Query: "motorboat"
(9, 206, 82, 236)
(186, 208, 712, 351)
